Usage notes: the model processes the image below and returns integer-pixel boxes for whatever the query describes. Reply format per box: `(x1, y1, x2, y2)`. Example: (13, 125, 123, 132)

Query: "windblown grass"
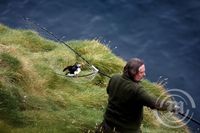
(0, 24, 190, 133)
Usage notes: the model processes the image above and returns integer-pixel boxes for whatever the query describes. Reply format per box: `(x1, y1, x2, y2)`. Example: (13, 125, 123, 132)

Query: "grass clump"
(0, 87, 27, 127)
(0, 24, 56, 52)
(0, 53, 22, 71)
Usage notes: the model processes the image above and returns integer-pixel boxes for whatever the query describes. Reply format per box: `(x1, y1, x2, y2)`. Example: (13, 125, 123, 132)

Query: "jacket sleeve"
(136, 87, 170, 111)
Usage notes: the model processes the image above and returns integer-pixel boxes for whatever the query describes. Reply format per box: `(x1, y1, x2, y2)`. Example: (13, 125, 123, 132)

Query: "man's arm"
(137, 87, 179, 112)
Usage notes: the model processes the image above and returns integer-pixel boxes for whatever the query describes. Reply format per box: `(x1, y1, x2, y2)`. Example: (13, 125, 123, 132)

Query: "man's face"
(134, 64, 146, 81)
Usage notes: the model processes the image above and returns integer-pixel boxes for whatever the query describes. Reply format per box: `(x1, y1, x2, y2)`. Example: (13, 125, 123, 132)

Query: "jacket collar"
(122, 74, 140, 83)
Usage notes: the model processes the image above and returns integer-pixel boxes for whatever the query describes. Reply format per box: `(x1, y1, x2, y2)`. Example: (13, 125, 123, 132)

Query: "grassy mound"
(0, 24, 189, 133)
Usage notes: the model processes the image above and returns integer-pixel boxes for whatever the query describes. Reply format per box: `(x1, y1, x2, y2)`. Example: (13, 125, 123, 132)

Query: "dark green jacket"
(104, 74, 168, 132)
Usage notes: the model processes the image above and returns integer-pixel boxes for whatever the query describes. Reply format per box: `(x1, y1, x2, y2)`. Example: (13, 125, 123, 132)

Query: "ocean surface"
(1, 0, 200, 132)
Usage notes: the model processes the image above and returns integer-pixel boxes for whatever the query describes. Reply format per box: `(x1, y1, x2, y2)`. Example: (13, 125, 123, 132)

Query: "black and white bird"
(63, 63, 81, 77)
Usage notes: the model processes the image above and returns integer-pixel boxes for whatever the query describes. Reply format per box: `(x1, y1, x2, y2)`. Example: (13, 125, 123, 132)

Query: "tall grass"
(0, 24, 190, 133)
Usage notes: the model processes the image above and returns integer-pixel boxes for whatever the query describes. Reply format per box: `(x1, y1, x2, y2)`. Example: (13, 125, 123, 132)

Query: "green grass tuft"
(0, 53, 22, 71)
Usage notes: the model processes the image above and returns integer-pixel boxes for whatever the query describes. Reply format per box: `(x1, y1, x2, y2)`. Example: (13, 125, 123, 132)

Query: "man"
(96, 58, 179, 133)
(63, 63, 81, 77)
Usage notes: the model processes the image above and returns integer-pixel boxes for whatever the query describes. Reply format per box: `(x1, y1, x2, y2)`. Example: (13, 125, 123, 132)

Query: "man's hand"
(166, 101, 180, 113)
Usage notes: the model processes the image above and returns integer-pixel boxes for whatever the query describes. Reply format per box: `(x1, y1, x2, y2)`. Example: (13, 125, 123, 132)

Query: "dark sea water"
(1, 0, 200, 132)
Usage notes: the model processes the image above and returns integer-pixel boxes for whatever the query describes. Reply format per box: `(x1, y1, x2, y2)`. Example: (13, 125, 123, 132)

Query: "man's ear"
(130, 68, 137, 76)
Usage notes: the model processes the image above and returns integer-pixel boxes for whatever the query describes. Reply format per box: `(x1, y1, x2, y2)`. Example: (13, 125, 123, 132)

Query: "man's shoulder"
(110, 74, 125, 84)
(111, 74, 122, 79)
(111, 74, 125, 82)
(111, 74, 140, 88)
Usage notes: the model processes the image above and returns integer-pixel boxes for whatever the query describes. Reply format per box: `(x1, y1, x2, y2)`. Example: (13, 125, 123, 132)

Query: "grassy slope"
(0, 24, 189, 133)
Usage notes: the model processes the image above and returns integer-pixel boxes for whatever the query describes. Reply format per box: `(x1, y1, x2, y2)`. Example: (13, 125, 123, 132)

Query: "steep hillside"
(0, 24, 189, 133)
